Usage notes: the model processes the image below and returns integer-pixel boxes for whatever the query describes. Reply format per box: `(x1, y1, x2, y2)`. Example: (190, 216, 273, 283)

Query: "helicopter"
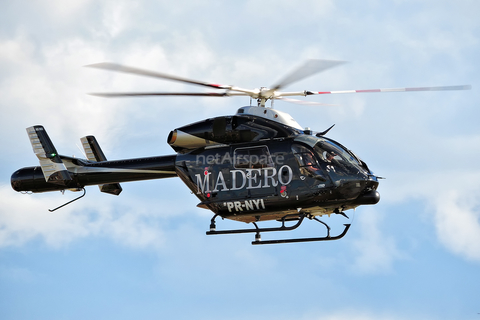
(10, 60, 471, 245)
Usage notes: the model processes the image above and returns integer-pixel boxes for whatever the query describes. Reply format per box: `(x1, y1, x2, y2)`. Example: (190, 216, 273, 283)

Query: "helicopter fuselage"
(176, 133, 379, 223)
(11, 110, 379, 244)
(11, 112, 380, 224)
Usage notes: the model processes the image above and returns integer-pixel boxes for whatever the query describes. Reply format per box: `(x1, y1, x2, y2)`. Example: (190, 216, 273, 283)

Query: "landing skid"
(48, 188, 86, 212)
(206, 213, 351, 245)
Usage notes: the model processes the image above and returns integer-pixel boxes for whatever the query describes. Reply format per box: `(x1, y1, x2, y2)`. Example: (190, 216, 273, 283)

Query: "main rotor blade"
(271, 59, 346, 91)
(88, 92, 237, 98)
(277, 97, 338, 106)
(307, 84, 471, 95)
(85, 62, 231, 90)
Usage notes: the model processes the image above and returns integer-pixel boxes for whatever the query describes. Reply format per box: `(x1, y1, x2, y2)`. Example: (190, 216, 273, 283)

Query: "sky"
(0, 1, 479, 319)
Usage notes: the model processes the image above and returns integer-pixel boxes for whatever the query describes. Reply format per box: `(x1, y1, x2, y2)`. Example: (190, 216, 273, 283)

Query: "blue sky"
(1, 1, 479, 319)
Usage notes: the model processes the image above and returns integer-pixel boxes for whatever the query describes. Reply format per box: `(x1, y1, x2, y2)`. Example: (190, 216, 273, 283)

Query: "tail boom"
(12, 125, 177, 194)
(11, 155, 178, 193)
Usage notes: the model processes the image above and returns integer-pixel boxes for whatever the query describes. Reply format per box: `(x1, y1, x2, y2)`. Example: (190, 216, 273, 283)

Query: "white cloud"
(0, 185, 185, 249)
(1, 2, 479, 320)
(379, 168, 480, 263)
(429, 186, 480, 262)
(1, 0, 478, 259)
(245, 0, 335, 23)
(39, 0, 94, 22)
(0, 188, 92, 248)
(350, 208, 405, 274)
(0, 34, 122, 150)
(101, 1, 140, 38)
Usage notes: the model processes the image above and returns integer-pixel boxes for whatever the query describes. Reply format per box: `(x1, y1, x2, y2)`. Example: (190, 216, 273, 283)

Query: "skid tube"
(206, 213, 351, 245)
(48, 188, 86, 212)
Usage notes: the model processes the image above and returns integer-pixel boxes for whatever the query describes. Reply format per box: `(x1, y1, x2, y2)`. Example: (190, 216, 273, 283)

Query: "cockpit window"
(316, 140, 360, 166)
(292, 144, 327, 181)
(314, 139, 367, 178)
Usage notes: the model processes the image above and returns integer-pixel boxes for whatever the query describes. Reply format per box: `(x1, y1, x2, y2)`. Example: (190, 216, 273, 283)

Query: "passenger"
(302, 153, 326, 180)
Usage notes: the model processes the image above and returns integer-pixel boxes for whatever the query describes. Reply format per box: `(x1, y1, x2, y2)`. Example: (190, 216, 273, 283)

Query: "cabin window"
(234, 146, 274, 169)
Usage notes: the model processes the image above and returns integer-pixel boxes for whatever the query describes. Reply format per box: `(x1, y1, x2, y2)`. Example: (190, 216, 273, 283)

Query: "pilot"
(325, 151, 337, 172)
(326, 151, 336, 162)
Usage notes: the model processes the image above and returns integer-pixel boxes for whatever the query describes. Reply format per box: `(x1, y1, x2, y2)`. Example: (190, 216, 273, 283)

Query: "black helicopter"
(10, 60, 470, 245)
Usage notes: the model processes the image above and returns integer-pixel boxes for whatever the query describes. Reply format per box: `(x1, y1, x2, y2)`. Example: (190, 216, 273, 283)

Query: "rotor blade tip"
(87, 92, 110, 98)
(84, 62, 117, 69)
(84, 63, 101, 68)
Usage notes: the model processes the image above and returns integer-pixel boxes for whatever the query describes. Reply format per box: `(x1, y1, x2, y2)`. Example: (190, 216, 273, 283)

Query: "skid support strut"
(206, 213, 351, 245)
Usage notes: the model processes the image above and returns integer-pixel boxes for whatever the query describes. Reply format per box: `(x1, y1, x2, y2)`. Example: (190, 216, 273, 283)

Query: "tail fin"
(80, 135, 123, 195)
(27, 126, 72, 186)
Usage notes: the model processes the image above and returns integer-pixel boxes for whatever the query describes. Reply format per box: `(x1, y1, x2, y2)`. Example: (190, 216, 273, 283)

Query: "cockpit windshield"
(313, 138, 368, 180)
(315, 139, 361, 166)
(292, 135, 370, 182)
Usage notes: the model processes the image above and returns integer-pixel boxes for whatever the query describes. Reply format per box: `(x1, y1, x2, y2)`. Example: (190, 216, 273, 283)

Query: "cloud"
(1, 0, 478, 263)
(429, 186, 480, 262)
(349, 208, 405, 274)
(379, 168, 480, 263)
(38, 0, 94, 22)
(0, 187, 92, 248)
(0, 33, 121, 149)
(0, 185, 184, 249)
(100, 1, 140, 38)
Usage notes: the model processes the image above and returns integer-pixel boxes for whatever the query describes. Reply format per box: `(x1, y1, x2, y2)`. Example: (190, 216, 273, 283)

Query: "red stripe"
(317, 91, 332, 94)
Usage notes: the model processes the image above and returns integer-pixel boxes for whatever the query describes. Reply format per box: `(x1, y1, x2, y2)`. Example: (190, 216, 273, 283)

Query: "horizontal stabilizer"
(26, 126, 72, 186)
(80, 135, 122, 195)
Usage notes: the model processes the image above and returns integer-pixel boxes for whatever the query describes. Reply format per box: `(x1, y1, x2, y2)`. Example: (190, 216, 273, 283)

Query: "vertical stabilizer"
(80, 135, 123, 195)
(26, 126, 72, 186)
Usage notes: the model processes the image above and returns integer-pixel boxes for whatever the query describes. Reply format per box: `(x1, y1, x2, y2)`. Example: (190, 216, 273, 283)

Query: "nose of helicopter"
(353, 188, 380, 205)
